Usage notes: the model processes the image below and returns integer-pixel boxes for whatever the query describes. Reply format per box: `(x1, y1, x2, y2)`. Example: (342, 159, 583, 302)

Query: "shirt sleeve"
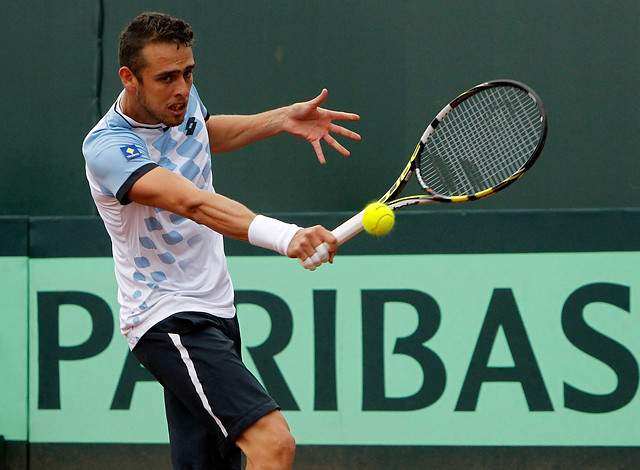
(83, 130, 158, 205)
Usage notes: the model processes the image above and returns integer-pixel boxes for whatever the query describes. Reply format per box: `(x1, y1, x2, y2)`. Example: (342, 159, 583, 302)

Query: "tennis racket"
(302, 79, 547, 269)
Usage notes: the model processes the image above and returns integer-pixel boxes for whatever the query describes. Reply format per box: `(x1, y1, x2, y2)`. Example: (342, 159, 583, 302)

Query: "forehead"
(140, 42, 194, 73)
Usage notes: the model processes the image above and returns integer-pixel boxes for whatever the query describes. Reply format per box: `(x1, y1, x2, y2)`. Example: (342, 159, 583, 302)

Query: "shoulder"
(83, 115, 151, 184)
(84, 125, 147, 165)
(84, 100, 140, 151)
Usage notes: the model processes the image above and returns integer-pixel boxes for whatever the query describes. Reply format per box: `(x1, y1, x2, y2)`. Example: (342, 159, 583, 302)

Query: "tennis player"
(82, 11, 360, 470)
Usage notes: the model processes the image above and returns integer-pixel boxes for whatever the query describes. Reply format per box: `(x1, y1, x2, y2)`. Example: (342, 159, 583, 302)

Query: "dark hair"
(119, 12, 194, 79)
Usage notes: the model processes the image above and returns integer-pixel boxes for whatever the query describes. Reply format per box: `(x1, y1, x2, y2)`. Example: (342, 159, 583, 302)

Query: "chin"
(163, 115, 186, 127)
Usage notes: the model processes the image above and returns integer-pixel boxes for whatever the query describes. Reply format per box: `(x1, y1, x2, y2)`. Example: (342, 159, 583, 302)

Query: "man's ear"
(119, 66, 138, 91)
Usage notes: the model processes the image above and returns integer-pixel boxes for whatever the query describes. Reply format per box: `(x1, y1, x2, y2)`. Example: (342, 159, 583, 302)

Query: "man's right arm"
(126, 166, 337, 266)
(127, 165, 255, 241)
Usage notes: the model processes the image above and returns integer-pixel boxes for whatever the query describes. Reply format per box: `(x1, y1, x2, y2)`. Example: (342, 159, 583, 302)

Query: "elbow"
(173, 189, 209, 223)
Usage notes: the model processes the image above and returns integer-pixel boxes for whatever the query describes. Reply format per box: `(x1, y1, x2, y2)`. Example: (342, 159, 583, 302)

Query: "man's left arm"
(206, 89, 360, 164)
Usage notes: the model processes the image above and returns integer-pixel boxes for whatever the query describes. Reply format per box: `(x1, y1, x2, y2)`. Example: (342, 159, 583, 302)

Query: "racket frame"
(305, 79, 548, 260)
(383, 79, 547, 210)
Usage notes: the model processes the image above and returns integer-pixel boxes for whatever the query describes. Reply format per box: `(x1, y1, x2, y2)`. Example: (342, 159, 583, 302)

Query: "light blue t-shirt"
(83, 85, 235, 349)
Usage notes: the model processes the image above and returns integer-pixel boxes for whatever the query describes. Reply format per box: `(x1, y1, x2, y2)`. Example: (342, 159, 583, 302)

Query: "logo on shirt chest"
(185, 117, 197, 136)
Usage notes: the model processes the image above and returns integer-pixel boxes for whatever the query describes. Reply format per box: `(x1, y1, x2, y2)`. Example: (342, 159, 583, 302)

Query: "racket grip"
(331, 209, 365, 245)
(299, 210, 365, 270)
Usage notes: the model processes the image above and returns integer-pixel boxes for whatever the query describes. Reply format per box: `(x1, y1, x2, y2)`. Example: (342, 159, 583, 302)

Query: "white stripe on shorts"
(168, 333, 228, 438)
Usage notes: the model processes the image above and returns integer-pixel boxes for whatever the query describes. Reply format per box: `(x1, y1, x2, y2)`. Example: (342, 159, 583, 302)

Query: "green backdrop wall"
(2, 209, 640, 469)
(1, 1, 638, 216)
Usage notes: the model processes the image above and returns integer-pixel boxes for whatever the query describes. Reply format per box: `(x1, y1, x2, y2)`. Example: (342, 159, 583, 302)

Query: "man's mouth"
(168, 102, 187, 114)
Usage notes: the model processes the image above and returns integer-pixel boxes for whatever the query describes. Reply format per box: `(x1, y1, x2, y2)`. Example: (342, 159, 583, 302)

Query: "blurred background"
(2, 3, 639, 469)
(1, 0, 638, 217)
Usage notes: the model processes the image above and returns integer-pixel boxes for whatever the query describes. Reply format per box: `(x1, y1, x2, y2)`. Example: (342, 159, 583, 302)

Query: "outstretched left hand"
(284, 89, 361, 164)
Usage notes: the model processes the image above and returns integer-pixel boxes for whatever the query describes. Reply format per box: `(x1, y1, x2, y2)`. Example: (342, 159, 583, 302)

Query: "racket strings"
(419, 86, 543, 196)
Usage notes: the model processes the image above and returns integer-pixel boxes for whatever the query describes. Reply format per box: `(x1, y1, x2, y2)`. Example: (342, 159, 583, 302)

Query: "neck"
(120, 91, 159, 125)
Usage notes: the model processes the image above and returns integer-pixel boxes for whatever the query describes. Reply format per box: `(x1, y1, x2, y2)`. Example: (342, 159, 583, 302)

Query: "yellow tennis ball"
(362, 202, 395, 235)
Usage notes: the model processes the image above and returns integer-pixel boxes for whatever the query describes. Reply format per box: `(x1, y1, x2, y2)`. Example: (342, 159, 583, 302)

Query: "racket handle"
(332, 209, 365, 245)
(299, 210, 365, 270)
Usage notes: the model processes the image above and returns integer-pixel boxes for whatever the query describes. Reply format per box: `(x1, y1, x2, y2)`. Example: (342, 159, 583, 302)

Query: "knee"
(236, 411, 296, 468)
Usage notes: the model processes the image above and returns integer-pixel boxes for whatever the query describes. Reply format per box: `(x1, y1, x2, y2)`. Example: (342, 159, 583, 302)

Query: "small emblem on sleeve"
(120, 145, 142, 160)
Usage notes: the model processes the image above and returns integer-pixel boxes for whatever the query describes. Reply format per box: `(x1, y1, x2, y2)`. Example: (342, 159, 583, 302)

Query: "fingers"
(324, 121, 362, 156)
(314, 242, 330, 262)
(311, 140, 326, 164)
(289, 226, 338, 270)
(308, 88, 329, 108)
(311, 90, 360, 124)
(323, 134, 350, 157)
(329, 122, 361, 141)
(299, 242, 330, 271)
(324, 110, 361, 123)
(313, 124, 360, 162)
(300, 257, 317, 270)
(296, 89, 360, 163)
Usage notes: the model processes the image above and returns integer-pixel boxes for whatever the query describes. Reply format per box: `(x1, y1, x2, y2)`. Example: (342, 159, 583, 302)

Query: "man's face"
(127, 42, 195, 126)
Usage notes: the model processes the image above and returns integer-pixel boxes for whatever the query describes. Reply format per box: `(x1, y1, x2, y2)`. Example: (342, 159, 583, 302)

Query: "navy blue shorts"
(133, 311, 279, 469)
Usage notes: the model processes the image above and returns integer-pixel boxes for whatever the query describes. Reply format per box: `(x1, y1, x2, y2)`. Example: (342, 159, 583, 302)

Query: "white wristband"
(248, 215, 302, 256)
